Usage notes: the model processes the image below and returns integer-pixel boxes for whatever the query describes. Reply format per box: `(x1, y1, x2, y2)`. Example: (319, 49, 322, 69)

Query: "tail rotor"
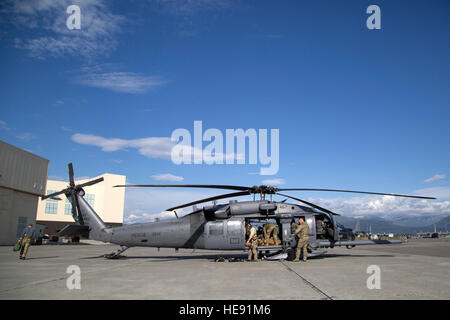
(41, 163, 104, 223)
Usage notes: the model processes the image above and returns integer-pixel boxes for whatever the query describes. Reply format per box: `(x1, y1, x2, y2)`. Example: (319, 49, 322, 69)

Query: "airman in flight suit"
(321, 219, 334, 239)
(18, 224, 37, 260)
(293, 218, 309, 262)
(246, 223, 259, 261)
(263, 223, 279, 246)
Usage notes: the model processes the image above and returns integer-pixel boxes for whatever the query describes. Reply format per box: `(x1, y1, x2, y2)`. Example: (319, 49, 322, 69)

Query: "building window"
(85, 194, 95, 207)
(45, 202, 58, 214)
(45, 190, 58, 214)
(64, 197, 72, 215)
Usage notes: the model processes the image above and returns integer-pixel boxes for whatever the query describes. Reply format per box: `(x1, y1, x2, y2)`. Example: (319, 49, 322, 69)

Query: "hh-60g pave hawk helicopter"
(42, 163, 436, 260)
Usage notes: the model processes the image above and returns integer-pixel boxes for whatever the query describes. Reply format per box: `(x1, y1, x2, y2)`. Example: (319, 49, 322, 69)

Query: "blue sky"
(1, 0, 449, 223)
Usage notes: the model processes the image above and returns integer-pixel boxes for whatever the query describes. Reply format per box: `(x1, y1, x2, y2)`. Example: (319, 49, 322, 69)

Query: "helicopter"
(42, 163, 436, 260)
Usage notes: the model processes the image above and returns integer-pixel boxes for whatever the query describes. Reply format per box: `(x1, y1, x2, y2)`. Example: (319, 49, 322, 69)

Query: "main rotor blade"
(277, 188, 436, 200)
(68, 163, 75, 187)
(276, 192, 340, 216)
(114, 184, 250, 191)
(167, 191, 251, 211)
(41, 189, 67, 200)
(77, 177, 104, 188)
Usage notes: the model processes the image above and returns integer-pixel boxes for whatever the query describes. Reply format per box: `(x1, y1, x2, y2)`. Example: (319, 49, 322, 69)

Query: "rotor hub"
(251, 185, 278, 195)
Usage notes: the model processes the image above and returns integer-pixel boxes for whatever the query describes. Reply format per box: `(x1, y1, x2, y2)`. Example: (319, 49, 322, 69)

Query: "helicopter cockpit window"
(209, 222, 224, 236)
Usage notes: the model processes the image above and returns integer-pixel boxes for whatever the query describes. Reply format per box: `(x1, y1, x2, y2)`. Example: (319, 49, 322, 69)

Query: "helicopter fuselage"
(107, 200, 337, 252)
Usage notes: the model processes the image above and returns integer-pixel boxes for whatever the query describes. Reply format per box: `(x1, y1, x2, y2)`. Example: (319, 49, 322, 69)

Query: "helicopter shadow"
(78, 255, 179, 262)
(80, 253, 249, 261)
(128, 253, 250, 261)
(23, 256, 60, 260)
(78, 252, 395, 261)
(311, 253, 396, 260)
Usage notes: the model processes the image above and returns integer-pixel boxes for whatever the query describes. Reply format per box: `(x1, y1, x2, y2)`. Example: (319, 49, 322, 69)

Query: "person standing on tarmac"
(245, 223, 259, 262)
(293, 218, 309, 262)
(18, 224, 37, 260)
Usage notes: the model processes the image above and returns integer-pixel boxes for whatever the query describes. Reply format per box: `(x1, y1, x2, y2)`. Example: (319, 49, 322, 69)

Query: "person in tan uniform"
(263, 222, 279, 246)
(245, 223, 259, 261)
(291, 220, 299, 233)
(293, 218, 309, 262)
(18, 224, 37, 260)
(319, 219, 334, 240)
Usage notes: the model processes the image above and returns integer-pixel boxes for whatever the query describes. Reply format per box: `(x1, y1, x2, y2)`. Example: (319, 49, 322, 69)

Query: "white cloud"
(0, 120, 10, 130)
(262, 178, 285, 186)
(151, 173, 184, 182)
(0, 120, 38, 141)
(424, 174, 446, 183)
(76, 71, 165, 94)
(413, 186, 450, 199)
(291, 194, 450, 218)
(71, 133, 240, 162)
(15, 132, 36, 141)
(2, 0, 125, 59)
(60, 126, 72, 132)
(71, 133, 174, 158)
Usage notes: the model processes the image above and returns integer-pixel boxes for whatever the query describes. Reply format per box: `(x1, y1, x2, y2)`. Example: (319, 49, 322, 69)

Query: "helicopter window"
(306, 217, 314, 234)
(227, 220, 242, 236)
(209, 222, 224, 236)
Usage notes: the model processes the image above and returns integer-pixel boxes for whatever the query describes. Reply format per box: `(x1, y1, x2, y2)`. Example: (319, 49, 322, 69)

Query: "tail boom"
(72, 193, 112, 242)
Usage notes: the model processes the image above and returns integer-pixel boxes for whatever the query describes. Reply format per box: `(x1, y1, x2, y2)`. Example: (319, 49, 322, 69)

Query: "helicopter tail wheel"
(346, 245, 355, 249)
(104, 246, 129, 259)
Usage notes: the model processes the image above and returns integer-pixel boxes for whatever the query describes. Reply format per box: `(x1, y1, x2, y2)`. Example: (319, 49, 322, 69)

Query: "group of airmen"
(245, 217, 310, 262)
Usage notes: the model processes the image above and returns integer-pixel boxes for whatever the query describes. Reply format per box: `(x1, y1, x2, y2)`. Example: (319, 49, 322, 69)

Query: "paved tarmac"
(0, 238, 449, 300)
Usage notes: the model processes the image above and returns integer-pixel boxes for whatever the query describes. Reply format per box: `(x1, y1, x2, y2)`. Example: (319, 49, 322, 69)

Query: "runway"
(0, 238, 449, 300)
